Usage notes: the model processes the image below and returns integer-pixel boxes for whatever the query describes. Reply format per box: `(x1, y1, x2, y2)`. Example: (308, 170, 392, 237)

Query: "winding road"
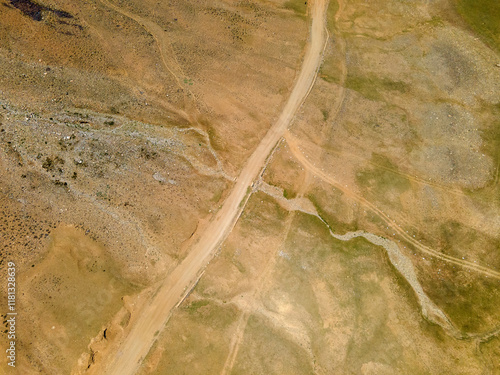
(91, 1, 329, 374)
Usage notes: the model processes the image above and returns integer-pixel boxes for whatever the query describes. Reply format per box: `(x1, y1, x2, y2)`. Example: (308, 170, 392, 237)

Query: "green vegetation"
(420, 257, 500, 333)
(346, 74, 409, 101)
(307, 187, 359, 233)
(479, 336, 500, 365)
(206, 126, 225, 152)
(464, 102, 500, 205)
(238, 186, 252, 209)
(425, 16, 444, 28)
(283, 188, 297, 199)
(321, 109, 329, 121)
(326, 0, 340, 31)
(262, 148, 303, 200)
(319, 58, 342, 84)
(413, 218, 500, 334)
(480, 103, 500, 183)
(231, 257, 247, 274)
(184, 300, 238, 330)
(185, 299, 210, 313)
(264, 172, 299, 200)
(240, 192, 287, 235)
(96, 184, 111, 200)
(355, 153, 411, 208)
(210, 188, 224, 203)
(284, 0, 307, 18)
(456, 0, 500, 52)
(438, 221, 500, 264)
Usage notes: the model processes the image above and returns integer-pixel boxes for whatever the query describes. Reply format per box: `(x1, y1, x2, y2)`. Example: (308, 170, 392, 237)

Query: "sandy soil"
(2, 0, 500, 373)
(85, 1, 328, 374)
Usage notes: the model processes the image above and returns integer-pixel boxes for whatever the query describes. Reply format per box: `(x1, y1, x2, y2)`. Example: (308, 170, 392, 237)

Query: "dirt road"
(91, 1, 329, 374)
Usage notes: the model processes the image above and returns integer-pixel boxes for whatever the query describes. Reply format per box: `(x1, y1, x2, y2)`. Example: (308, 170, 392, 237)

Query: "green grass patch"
(182, 299, 239, 330)
(283, 0, 307, 18)
(240, 191, 288, 235)
(355, 153, 411, 207)
(420, 258, 500, 333)
(199, 117, 225, 152)
(210, 188, 224, 203)
(326, 0, 340, 31)
(239, 186, 252, 209)
(455, 0, 500, 52)
(185, 299, 210, 313)
(438, 220, 500, 273)
(307, 188, 359, 234)
(231, 258, 247, 274)
(264, 174, 299, 200)
(319, 64, 341, 84)
(415, 220, 500, 333)
(283, 188, 297, 199)
(464, 102, 500, 204)
(207, 126, 226, 152)
(480, 103, 500, 179)
(345, 74, 409, 101)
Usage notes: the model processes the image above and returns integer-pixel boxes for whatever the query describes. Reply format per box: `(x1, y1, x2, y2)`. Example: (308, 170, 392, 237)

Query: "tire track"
(98, 0, 200, 114)
(285, 135, 500, 280)
(288, 131, 468, 197)
(82, 1, 330, 374)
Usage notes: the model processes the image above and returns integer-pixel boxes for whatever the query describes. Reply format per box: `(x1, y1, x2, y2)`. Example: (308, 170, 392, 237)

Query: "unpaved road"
(91, 1, 329, 374)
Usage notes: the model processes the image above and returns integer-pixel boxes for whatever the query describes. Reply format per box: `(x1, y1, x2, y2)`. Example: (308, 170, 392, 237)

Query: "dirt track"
(284, 133, 500, 280)
(89, 1, 329, 374)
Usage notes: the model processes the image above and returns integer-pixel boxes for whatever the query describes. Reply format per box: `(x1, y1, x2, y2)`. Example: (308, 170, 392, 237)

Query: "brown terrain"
(1, 0, 500, 374)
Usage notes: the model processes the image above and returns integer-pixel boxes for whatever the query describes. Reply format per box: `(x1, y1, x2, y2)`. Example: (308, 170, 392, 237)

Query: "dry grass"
(1, 0, 499, 372)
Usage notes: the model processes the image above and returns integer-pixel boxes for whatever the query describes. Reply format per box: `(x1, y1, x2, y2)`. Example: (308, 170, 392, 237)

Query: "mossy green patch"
(283, 188, 297, 199)
(317, 0, 341, 82)
(263, 151, 303, 200)
(419, 257, 500, 334)
(419, 221, 500, 333)
(346, 74, 409, 101)
(240, 191, 288, 236)
(284, 0, 307, 18)
(185, 299, 210, 313)
(437, 220, 500, 268)
(210, 188, 224, 203)
(479, 336, 500, 366)
(455, 0, 500, 52)
(479, 102, 500, 186)
(321, 109, 329, 121)
(307, 187, 359, 234)
(326, 0, 340, 31)
(355, 153, 411, 208)
(182, 299, 237, 329)
(319, 63, 341, 84)
(207, 126, 226, 151)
